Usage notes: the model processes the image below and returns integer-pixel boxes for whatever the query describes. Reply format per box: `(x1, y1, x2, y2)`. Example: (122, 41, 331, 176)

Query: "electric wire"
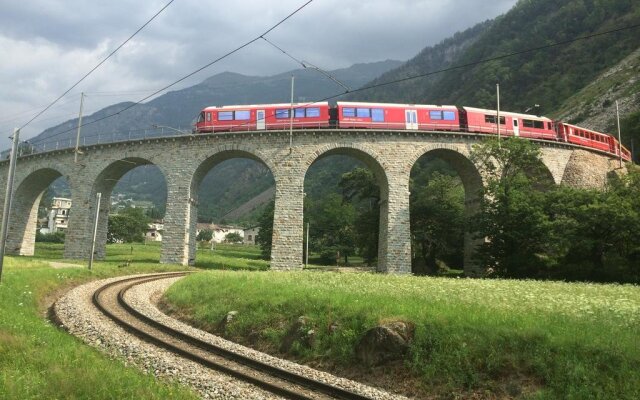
(27, 0, 316, 146)
(19, 0, 175, 131)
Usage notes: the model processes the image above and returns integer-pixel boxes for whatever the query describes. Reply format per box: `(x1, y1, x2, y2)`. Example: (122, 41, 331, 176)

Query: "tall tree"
(107, 207, 151, 243)
(470, 138, 552, 278)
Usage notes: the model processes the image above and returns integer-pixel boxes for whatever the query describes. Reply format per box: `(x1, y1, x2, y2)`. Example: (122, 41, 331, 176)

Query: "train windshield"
(197, 112, 205, 123)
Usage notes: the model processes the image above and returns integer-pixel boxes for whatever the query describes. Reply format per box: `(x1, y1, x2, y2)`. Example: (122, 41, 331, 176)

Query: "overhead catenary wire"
(19, 0, 176, 132)
(27, 0, 316, 147)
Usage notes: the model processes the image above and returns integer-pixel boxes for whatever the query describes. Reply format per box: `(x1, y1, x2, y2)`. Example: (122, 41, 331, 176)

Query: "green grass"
(194, 243, 269, 270)
(0, 242, 199, 400)
(162, 270, 640, 399)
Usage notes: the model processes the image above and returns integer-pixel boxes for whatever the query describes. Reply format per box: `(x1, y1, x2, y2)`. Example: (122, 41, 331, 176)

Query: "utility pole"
(289, 75, 295, 152)
(89, 192, 101, 270)
(305, 222, 309, 267)
(496, 83, 501, 146)
(74, 92, 85, 163)
(616, 100, 623, 168)
(0, 129, 20, 283)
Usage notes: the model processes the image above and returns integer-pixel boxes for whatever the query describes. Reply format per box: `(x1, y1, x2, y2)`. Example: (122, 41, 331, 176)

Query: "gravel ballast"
(54, 274, 409, 400)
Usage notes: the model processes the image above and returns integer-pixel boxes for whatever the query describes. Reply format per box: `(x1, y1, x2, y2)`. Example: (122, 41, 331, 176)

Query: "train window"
(443, 111, 456, 121)
(206, 112, 212, 122)
(218, 111, 233, 121)
(343, 108, 356, 117)
(235, 110, 250, 120)
(430, 111, 442, 120)
(294, 108, 305, 118)
(534, 120, 544, 129)
(198, 112, 205, 123)
(372, 108, 385, 122)
(275, 109, 290, 119)
(356, 108, 371, 118)
(485, 115, 505, 124)
(306, 107, 320, 117)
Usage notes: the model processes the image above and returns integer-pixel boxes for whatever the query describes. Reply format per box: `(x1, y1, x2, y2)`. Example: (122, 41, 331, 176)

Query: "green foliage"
(35, 230, 65, 243)
(107, 207, 151, 243)
(620, 110, 640, 162)
(306, 193, 357, 264)
(410, 156, 466, 274)
(224, 232, 243, 244)
(470, 138, 640, 282)
(470, 138, 560, 277)
(256, 201, 274, 260)
(196, 229, 213, 242)
(339, 168, 380, 265)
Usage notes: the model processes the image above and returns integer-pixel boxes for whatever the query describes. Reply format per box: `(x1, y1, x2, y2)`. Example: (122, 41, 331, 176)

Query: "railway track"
(90, 272, 375, 400)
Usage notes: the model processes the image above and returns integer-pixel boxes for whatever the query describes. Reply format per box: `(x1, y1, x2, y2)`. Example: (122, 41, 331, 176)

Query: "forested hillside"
(354, 0, 640, 117)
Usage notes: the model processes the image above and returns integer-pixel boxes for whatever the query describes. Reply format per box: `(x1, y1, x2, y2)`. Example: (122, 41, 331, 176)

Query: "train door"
(256, 110, 266, 130)
(513, 118, 520, 136)
(405, 109, 418, 130)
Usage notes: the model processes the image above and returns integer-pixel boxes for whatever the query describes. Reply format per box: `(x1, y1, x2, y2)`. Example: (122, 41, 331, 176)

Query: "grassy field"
(162, 270, 640, 399)
(3, 241, 639, 399)
(0, 242, 199, 400)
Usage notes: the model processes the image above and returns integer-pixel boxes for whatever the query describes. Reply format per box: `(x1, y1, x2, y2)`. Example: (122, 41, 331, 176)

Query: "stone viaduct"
(0, 130, 622, 275)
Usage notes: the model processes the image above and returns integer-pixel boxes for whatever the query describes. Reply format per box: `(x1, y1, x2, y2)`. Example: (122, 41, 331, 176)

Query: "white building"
(146, 222, 164, 242)
(196, 223, 245, 243)
(45, 197, 71, 233)
(244, 226, 260, 245)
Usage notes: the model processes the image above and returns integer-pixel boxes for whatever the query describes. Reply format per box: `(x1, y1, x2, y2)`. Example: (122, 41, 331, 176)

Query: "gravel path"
(54, 273, 409, 400)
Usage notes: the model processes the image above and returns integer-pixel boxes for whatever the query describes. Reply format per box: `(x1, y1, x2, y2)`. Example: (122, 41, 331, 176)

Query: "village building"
(196, 223, 245, 243)
(40, 197, 71, 234)
(243, 226, 260, 245)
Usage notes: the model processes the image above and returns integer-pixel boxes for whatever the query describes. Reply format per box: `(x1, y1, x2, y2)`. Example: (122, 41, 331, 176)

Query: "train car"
(194, 102, 331, 133)
(336, 102, 460, 131)
(558, 123, 631, 161)
(462, 107, 557, 140)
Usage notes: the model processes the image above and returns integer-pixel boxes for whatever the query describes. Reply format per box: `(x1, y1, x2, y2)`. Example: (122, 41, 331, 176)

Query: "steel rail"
(91, 273, 374, 400)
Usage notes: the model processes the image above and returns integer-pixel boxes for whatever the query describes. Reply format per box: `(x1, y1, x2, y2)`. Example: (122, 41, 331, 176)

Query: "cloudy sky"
(0, 0, 518, 147)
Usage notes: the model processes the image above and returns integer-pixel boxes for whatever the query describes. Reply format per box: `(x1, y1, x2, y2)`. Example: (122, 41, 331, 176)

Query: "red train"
(194, 101, 632, 162)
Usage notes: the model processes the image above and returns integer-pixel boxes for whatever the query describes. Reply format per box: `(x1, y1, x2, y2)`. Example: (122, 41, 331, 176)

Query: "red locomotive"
(194, 101, 632, 162)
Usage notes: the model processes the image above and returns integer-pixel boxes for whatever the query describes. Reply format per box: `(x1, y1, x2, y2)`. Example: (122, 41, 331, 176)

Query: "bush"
(35, 231, 65, 243)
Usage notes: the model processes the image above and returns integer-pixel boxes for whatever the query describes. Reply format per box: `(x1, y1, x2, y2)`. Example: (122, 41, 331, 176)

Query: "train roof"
(462, 106, 552, 121)
(202, 101, 329, 110)
(337, 101, 458, 110)
(560, 122, 614, 137)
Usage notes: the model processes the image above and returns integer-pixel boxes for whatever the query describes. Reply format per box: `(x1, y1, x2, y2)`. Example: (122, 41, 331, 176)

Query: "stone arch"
(81, 157, 165, 260)
(190, 147, 275, 196)
(301, 144, 393, 271)
(408, 144, 485, 277)
(6, 167, 67, 256)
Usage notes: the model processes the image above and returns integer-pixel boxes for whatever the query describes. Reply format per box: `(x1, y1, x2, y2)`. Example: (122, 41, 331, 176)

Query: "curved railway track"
(90, 273, 375, 400)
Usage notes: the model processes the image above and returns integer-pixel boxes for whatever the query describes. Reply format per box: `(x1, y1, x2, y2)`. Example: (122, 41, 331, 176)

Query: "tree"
(307, 193, 356, 265)
(339, 168, 380, 265)
(410, 172, 465, 274)
(225, 232, 243, 244)
(107, 207, 150, 243)
(256, 201, 274, 260)
(470, 138, 553, 278)
(196, 229, 213, 242)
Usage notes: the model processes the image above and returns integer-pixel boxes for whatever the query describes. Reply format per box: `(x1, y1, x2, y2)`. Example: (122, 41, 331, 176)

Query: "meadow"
(2, 241, 639, 399)
(0, 242, 199, 400)
(162, 267, 640, 399)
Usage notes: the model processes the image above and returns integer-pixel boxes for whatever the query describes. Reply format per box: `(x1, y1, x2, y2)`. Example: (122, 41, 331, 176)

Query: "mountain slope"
(354, 0, 640, 119)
